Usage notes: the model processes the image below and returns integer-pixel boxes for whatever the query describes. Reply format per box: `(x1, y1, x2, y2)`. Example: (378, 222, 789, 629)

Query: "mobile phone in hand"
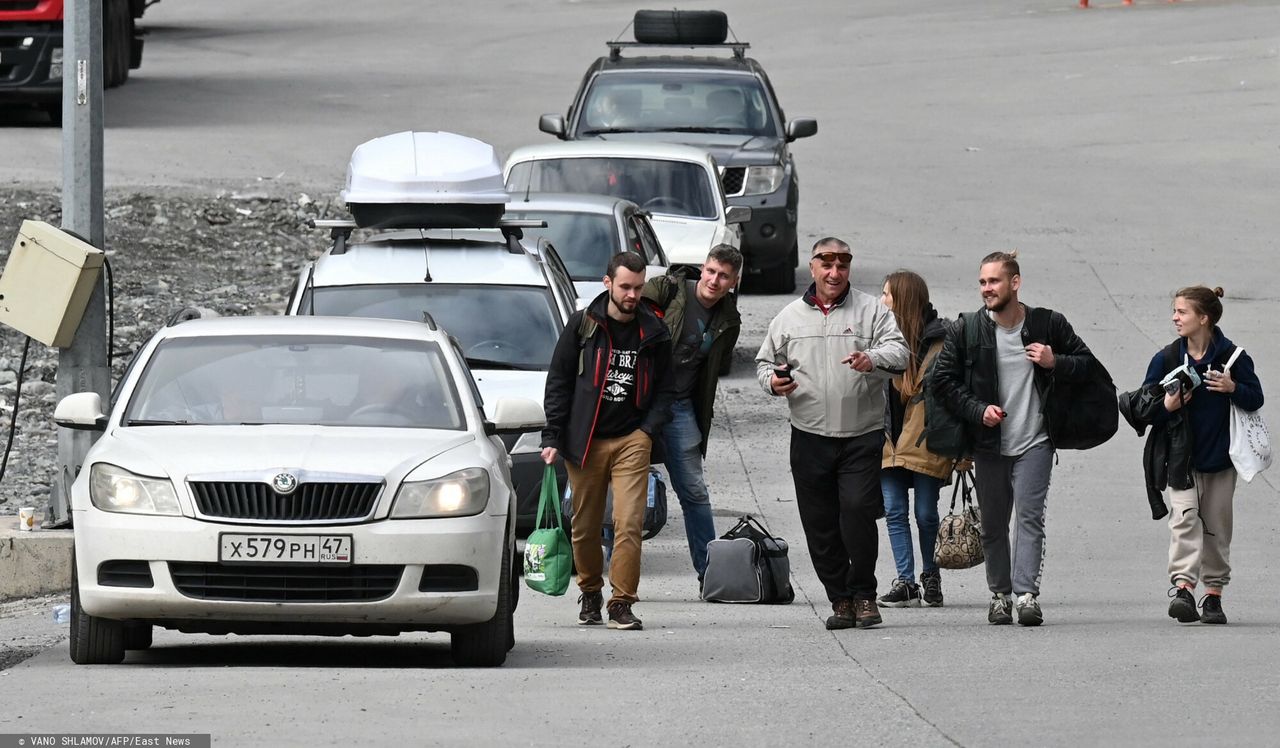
(773, 366, 792, 381)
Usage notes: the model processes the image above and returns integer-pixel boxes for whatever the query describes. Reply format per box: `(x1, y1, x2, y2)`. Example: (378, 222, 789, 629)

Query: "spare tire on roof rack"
(633, 9, 728, 45)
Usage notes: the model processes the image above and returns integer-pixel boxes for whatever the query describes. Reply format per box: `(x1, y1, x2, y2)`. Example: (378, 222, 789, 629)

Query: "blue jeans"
(660, 398, 717, 577)
(880, 468, 943, 581)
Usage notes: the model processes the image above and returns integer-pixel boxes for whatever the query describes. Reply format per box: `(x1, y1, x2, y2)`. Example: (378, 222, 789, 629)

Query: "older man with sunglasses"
(755, 238, 909, 630)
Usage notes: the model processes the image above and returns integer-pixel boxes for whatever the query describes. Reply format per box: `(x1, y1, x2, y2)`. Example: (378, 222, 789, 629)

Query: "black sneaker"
(1015, 593, 1043, 627)
(825, 599, 855, 630)
(577, 591, 603, 626)
(1167, 586, 1199, 623)
(920, 571, 944, 607)
(607, 601, 643, 631)
(988, 593, 1013, 625)
(1199, 594, 1227, 625)
(877, 578, 921, 608)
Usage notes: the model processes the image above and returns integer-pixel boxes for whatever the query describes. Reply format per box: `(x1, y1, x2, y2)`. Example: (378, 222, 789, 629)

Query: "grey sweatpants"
(1168, 468, 1236, 591)
(973, 442, 1054, 597)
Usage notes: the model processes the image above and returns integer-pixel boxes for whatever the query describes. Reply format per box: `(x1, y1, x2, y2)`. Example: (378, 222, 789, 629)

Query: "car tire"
(633, 10, 728, 45)
(123, 623, 153, 651)
(450, 538, 512, 667)
(69, 557, 125, 665)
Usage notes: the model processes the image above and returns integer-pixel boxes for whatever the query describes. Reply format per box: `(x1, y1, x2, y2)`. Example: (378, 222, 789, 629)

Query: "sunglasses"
(812, 252, 852, 264)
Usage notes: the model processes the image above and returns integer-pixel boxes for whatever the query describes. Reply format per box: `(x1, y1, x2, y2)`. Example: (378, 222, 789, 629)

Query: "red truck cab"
(0, 0, 144, 122)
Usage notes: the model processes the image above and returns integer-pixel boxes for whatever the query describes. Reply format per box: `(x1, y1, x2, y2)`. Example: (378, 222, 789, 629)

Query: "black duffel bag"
(701, 515, 794, 604)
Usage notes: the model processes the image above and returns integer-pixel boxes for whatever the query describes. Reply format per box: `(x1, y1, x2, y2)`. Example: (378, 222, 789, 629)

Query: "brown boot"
(825, 598, 855, 630)
(854, 598, 882, 628)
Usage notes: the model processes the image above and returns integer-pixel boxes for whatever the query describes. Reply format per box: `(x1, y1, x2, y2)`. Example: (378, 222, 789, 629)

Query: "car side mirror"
(725, 205, 752, 225)
(484, 397, 546, 436)
(785, 118, 818, 142)
(54, 392, 107, 431)
(539, 114, 567, 139)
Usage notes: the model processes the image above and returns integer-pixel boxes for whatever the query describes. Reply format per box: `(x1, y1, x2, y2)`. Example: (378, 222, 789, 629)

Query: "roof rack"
(607, 41, 749, 61)
(309, 217, 546, 254)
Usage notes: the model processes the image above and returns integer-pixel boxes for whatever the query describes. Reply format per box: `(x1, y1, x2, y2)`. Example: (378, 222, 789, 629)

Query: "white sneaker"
(1016, 593, 1043, 627)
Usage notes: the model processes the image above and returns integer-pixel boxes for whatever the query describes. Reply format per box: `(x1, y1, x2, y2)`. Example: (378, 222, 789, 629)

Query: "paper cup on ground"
(18, 507, 37, 531)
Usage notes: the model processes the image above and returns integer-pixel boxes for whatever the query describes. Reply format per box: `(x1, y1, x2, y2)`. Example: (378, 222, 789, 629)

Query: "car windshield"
(506, 158, 718, 219)
(124, 336, 464, 429)
(505, 210, 620, 281)
(576, 72, 777, 137)
(301, 284, 561, 370)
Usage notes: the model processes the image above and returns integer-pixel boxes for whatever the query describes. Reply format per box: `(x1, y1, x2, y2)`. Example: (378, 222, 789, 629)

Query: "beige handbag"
(934, 469, 984, 570)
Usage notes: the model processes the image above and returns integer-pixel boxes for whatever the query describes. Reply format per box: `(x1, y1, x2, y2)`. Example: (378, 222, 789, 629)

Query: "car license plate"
(219, 534, 353, 565)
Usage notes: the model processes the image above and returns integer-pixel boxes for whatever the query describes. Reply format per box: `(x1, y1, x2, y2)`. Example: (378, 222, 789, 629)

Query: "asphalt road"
(2, 0, 1279, 745)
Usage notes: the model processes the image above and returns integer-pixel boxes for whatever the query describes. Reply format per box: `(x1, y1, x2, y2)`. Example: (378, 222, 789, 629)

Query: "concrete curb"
(0, 514, 73, 601)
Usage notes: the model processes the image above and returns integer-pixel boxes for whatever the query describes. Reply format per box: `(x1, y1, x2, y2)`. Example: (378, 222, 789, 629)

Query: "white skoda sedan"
(55, 315, 543, 667)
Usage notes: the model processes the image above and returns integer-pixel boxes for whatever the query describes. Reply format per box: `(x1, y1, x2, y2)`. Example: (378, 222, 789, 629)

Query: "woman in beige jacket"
(877, 271, 955, 608)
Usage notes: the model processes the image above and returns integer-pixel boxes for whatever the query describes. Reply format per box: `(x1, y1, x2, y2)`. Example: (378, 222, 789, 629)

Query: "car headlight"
(89, 463, 181, 516)
(742, 165, 785, 196)
(391, 467, 490, 519)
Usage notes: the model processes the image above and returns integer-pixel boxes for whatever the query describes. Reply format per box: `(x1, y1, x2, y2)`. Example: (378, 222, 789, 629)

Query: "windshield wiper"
(661, 126, 736, 134)
(580, 127, 649, 136)
(126, 419, 190, 426)
(465, 357, 539, 371)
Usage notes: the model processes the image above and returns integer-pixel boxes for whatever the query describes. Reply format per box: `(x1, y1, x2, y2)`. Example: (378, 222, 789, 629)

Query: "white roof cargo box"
(341, 131, 511, 229)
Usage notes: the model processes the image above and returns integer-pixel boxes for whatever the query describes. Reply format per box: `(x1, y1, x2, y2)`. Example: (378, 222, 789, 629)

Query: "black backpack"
(1028, 308, 1118, 450)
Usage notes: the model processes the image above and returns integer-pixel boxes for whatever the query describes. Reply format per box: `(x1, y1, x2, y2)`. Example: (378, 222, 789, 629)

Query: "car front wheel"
(69, 555, 125, 665)
(450, 539, 513, 667)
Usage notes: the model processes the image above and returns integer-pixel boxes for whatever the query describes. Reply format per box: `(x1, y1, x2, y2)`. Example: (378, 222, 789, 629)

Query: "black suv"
(538, 11, 817, 292)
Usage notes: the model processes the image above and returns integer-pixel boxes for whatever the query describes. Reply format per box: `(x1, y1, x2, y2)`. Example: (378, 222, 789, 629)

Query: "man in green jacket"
(641, 244, 742, 582)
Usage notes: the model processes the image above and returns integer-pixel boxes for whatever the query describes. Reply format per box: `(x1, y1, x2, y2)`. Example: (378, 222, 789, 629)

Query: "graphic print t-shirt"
(594, 315, 643, 439)
(671, 280, 716, 400)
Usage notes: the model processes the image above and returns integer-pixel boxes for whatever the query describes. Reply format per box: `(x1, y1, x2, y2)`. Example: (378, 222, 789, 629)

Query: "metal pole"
(50, 0, 108, 528)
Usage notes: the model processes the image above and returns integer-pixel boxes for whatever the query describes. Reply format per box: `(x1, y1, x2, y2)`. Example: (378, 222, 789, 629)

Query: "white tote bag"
(1223, 347, 1271, 482)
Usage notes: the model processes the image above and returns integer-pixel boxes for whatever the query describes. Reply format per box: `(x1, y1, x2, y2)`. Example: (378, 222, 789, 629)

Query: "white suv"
(286, 226, 576, 533)
(286, 131, 578, 534)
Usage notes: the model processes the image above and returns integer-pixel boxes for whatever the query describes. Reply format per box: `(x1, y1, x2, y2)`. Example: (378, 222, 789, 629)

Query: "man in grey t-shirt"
(933, 251, 1095, 627)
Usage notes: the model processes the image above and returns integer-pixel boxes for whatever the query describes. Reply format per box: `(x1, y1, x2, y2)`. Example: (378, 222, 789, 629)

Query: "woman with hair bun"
(1141, 286, 1264, 625)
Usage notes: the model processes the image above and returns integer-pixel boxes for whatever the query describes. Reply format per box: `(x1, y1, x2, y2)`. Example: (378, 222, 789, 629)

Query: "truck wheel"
(633, 10, 728, 45)
(69, 557, 125, 665)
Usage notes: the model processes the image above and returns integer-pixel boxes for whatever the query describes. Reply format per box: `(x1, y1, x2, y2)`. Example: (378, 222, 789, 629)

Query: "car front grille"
(189, 481, 381, 522)
(168, 562, 403, 602)
(720, 167, 746, 197)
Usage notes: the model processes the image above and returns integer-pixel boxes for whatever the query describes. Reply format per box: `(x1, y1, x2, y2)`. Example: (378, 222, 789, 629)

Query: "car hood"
(647, 216, 731, 266)
(594, 132, 785, 167)
(93, 426, 476, 483)
(470, 369, 547, 406)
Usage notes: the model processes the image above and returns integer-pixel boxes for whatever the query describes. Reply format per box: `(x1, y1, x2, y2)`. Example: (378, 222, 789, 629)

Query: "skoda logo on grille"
(272, 472, 299, 495)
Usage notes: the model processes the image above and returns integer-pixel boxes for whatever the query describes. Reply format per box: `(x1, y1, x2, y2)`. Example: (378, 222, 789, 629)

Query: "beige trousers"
(1168, 468, 1236, 590)
(565, 429, 652, 607)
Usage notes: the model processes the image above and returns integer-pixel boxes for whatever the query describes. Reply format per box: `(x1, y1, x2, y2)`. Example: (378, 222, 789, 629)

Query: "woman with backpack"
(877, 270, 954, 607)
(1141, 286, 1264, 625)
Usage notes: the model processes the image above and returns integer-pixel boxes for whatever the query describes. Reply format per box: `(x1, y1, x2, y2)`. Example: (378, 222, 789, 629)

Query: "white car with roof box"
(286, 131, 575, 535)
(57, 314, 543, 667)
(503, 140, 749, 271)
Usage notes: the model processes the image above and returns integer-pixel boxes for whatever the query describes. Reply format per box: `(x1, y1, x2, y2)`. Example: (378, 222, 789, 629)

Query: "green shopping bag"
(523, 465, 572, 596)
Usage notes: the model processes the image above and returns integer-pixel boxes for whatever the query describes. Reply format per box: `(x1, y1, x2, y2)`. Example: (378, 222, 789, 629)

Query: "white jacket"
(755, 286, 908, 438)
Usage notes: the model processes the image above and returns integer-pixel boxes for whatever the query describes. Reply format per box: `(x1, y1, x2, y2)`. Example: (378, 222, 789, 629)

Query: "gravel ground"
(0, 593, 67, 671)
(0, 188, 344, 516)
